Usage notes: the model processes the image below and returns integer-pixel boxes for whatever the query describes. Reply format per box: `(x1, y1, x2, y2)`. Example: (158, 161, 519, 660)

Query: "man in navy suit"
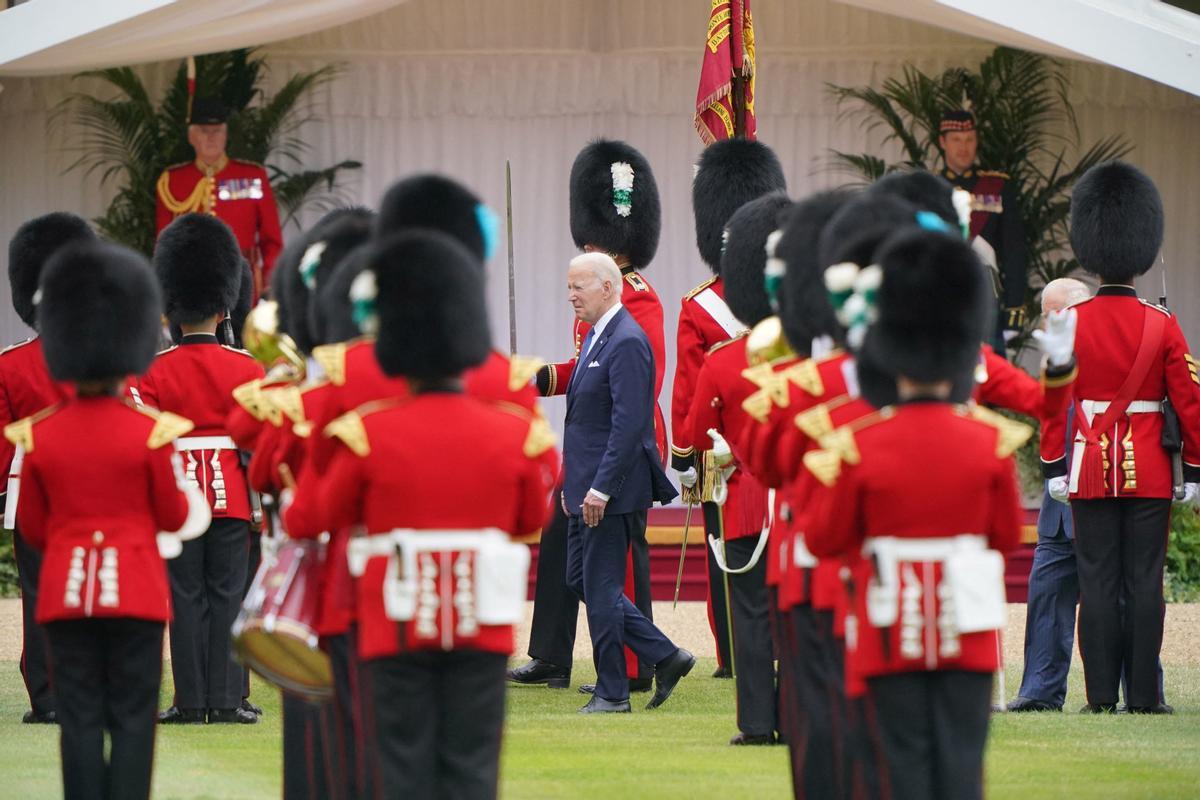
(561, 252, 694, 714)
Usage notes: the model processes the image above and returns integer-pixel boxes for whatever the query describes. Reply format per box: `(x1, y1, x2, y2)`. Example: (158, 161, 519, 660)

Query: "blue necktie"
(572, 328, 596, 390)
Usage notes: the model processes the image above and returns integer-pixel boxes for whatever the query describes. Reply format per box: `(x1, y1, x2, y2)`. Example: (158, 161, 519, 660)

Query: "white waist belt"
(863, 534, 987, 562)
(347, 529, 508, 576)
(1080, 399, 1162, 416)
(175, 435, 238, 451)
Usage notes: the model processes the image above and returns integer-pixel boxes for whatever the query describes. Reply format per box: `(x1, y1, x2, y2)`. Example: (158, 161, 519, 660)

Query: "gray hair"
(569, 252, 622, 291)
(1041, 277, 1090, 312)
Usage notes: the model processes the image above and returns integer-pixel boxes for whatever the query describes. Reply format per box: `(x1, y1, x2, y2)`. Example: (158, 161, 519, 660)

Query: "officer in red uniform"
(938, 107, 1027, 351)
(687, 191, 791, 745)
(514, 140, 665, 691)
(805, 229, 1023, 800)
(156, 97, 284, 297)
(11, 240, 210, 800)
(285, 231, 556, 799)
(1040, 162, 1200, 714)
(1, 213, 96, 724)
(136, 213, 266, 725)
(675, 137, 787, 675)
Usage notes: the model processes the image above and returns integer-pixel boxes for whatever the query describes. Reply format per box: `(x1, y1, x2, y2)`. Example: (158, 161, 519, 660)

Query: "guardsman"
(674, 138, 787, 676)
(136, 213, 266, 725)
(514, 140, 664, 692)
(687, 192, 791, 746)
(285, 231, 556, 798)
(155, 96, 284, 297)
(11, 240, 210, 800)
(938, 106, 1027, 351)
(805, 229, 1024, 800)
(1040, 162, 1200, 714)
(1, 213, 96, 724)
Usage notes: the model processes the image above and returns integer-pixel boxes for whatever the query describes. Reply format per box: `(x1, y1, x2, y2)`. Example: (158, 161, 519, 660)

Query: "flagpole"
(505, 160, 517, 355)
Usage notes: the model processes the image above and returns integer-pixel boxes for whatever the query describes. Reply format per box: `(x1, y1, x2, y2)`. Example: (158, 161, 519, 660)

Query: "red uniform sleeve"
(155, 175, 173, 237)
(15, 454, 49, 550)
(805, 467, 863, 560)
(148, 447, 189, 534)
(256, 174, 285, 290)
(285, 445, 366, 539)
(975, 346, 1042, 418)
(518, 449, 558, 536)
(687, 360, 722, 454)
(988, 453, 1023, 554)
(0, 366, 15, 481)
(671, 303, 706, 470)
(1162, 316, 1200, 481)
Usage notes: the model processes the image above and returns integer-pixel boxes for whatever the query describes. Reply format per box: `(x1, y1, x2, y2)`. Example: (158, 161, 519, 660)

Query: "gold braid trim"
(156, 171, 211, 216)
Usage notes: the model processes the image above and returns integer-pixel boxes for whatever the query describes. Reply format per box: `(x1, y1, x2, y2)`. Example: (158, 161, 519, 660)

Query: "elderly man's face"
(567, 265, 613, 325)
(188, 123, 228, 166)
(939, 130, 978, 175)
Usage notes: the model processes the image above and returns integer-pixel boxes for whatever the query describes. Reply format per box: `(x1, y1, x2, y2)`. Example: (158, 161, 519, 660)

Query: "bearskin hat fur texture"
(692, 139, 786, 273)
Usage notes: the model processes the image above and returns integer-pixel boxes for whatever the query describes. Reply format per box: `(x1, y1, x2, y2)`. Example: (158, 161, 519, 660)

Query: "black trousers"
(1071, 497, 1170, 708)
(784, 606, 843, 800)
(702, 502, 734, 670)
(322, 630, 373, 800)
(726, 537, 776, 737)
(368, 651, 507, 800)
(14, 525, 53, 715)
(242, 533, 262, 701)
(527, 500, 655, 679)
(45, 618, 164, 800)
(868, 671, 993, 800)
(282, 692, 332, 800)
(167, 517, 249, 710)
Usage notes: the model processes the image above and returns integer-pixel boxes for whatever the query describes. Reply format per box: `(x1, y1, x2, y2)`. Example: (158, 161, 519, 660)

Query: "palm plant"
(827, 47, 1132, 352)
(57, 49, 361, 257)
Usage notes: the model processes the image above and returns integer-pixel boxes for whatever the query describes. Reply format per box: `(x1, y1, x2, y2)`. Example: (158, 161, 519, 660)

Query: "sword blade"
(672, 502, 695, 609)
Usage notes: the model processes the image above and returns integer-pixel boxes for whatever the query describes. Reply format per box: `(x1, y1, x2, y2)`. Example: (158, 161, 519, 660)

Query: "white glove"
(1031, 308, 1078, 368)
(1180, 483, 1199, 505)
(707, 428, 733, 468)
(676, 467, 698, 489)
(1048, 476, 1070, 504)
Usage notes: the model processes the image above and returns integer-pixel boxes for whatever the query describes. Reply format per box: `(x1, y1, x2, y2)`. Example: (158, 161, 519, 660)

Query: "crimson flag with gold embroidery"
(694, 0, 756, 143)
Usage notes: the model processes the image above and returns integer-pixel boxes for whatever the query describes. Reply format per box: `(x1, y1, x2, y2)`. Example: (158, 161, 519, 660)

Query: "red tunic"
(1041, 288, 1200, 498)
(11, 397, 190, 623)
(685, 335, 770, 540)
(671, 276, 746, 470)
(805, 403, 1024, 678)
(132, 335, 265, 521)
(284, 393, 557, 660)
(0, 337, 73, 482)
(155, 158, 284, 293)
(974, 344, 1073, 420)
(541, 271, 667, 459)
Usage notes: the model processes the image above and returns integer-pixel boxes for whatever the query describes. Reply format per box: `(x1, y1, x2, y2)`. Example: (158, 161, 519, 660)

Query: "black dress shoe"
(579, 678, 652, 696)
(21, 710, 57, 724)
(240, 699, 263, 716)
(158, 706, 205, 724)
(1127, 703, 1174, 715)
(1079, 703, 1118, 714)
(711, 666, 732, 679)
(207, 707, 259, 724)
(1007, 696, 1062, 713)
(646, 648, 695, 710)
(578, 696, 631, 714)
(730, 732, 776, 746)
(507, 658, 571, 689)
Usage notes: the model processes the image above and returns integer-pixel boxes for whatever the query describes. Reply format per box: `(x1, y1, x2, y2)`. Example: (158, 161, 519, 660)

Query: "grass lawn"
(1, 658, 1198, 799)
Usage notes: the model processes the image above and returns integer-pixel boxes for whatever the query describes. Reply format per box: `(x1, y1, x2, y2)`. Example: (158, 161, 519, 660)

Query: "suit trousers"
(868, 670, 993, 800)
(14, 525, 53, 715)
(45, 617, 163, 800)
(282, 692, 332, 800)
(566, 512, 677, 702)
(1071, 497, 1170, 708)
(726, 537, 776, 737)
(167, 517, 249, 710)
(702, 502, 734, 669)
(1016, 535, 1078, 706)
(368, 650, 507, 800)
(784, 606, 843, 800)
(527, 499, 655, 679)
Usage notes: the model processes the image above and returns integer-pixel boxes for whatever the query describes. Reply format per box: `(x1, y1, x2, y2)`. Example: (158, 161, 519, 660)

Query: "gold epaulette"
(794, 403, 835, 440)
(740, 362, 790, 423)
(0, 338, 34, 356)
(508, 354, 546, 392)
(976, 169, 1010, 180)
(321, 398, 399, 457)
(683, 276, 717, 301)
(523, 413, 557, 458)
(312, 343, 348, 386)
(1185, 354, 1200, 386)
(707, 331, 747, 356)
(624, 272, 649, 292)
(3, 404, 60, 452)
(966, 405, 1033, 458)
(801, 409, 893, 486)
(232, 379, 278, 424)
(781, 358, 824, 397)
(130, 406, 196, 450)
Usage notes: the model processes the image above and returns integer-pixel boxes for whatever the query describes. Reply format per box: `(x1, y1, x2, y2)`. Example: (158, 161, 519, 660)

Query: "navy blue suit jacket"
(1037, 405, 1074, 541)
(563, 306, 677, 515)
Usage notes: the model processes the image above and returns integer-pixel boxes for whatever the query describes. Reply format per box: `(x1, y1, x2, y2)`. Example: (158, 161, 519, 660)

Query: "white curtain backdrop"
(0, 0, 1197, 444)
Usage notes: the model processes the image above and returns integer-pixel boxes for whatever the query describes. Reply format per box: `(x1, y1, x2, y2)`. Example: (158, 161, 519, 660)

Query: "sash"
(694, 288, 747, 339)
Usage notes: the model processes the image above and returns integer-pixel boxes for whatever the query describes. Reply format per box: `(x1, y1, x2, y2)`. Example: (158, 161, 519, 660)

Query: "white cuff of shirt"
(587, 488, 610, 502)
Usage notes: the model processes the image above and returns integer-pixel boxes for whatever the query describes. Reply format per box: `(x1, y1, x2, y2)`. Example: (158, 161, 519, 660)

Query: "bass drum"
(233, 537, 332, 700)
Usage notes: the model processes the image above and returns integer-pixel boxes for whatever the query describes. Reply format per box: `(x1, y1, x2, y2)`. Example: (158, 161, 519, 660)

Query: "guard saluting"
(136, 213, 266, 725)
(1, 213, 96, 725)
(9, 240, 209, 800)
(1041, 162, 1200, 713)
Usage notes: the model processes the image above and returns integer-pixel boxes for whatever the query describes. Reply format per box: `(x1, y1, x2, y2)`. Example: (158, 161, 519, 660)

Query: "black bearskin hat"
(859, 230, 991, 392)
(869, 170, 958, 229)
(371, 231, 491, 380)
(720, 192, 793, 329)
(154, 213, 242, 326)
(170, 256, 254, 347)
(314, 244, 372, 345)
(817, 192, 926, 273)
(692, 139, 786, 273)
(40, 241, 161, 382)
(774, 190, 853, 353)
(7, 212, 96, 328)
(377, 175, 494, 263)
(1070, 161, 1163, 284)
(568, 140, 661, 269)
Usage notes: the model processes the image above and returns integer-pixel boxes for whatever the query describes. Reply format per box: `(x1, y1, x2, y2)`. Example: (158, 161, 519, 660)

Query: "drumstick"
(278, 463, 297, 491)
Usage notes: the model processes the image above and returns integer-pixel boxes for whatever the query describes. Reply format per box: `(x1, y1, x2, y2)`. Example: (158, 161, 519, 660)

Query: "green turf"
(1, 659, 1198, 798)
